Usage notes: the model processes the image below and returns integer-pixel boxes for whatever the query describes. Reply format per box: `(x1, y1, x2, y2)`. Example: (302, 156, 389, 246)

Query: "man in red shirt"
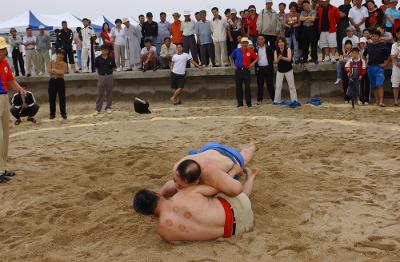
(229, 37, 259, 107)
(243, 5, 258, 45)
(170, 12, 183, 45)
(0, 37, 26, 183)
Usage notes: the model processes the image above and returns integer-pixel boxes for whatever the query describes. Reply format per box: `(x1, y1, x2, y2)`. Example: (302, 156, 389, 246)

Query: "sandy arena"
(0, 99, 399, 261)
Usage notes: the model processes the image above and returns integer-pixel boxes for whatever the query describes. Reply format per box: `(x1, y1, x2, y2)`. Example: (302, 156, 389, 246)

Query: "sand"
(0, 99, 399, 261)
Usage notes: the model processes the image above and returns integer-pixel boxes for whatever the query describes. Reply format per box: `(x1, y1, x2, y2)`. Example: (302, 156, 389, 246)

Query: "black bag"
(133, 97, 151, 114)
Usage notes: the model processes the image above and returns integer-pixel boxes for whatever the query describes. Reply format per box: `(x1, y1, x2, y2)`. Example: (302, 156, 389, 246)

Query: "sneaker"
(357, 101, 363, 106)
(106, 109, 112, 114)
(116, 68, 121, 72)
(344, 100, 349, 104)
(14, 119, 21, 125)
(334, 79, 342, 85)
(364, 102, 369, 105)
(323, 57, 330, 63)
(49, 115, 56, 120)
(94, 111, 100, 115)
(38, 72, 44, 76)
(61, 115, 67, 120)
(256, 101, 262, 105)
(330, 56, 336, 63)
(26, 74, 31, 77)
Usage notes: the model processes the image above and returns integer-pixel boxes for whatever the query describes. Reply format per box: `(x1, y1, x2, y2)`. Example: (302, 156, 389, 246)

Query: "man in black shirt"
(10, 90, 39, 125)
(337, 0, 352, 54)
(143, 12, 158, 44)
(95, 45, 116, 114)
(58, 21, 77, 73)
(139, 15, 146, 49)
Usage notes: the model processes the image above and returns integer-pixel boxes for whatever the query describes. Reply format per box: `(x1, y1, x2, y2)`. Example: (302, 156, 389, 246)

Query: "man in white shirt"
(211, 7, 229, 67)
(81, 18, 96, 73)
(160, 37, 177, 68)
(181, 11, 199, 64)
(255, 36, 275, 104)
(170, 43, 202, 105)
(22, 27, 37, 77)
(342, 27, 360, 52)
(140, 39, 157, 71)
(348, 0, 368, 37)
(111, 19, 126, 71)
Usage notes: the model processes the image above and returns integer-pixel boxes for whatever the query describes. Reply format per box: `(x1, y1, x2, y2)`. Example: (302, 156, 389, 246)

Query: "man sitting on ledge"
(133, 168, 258, 243)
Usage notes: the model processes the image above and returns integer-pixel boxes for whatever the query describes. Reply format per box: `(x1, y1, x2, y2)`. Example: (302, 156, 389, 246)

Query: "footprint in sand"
(85, 190, 111, 201)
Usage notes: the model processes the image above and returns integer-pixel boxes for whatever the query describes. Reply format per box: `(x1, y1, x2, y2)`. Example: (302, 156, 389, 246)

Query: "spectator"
(140, 39, 158, 71)
(100, 23, 114, 59)
(94, 45, 116, 114)
(391, 28, 400, 106)
(364, 29, 390, 107)
(359, 37, 370, 104)
(81, 18, 96, 73)
(54, 29, 61, 52)
(377, 24, 394, 46)
(300, 0, 318, 64)
(88, 19, 97, 73)
(244, 5, 258, 44)
(143, 12, 158, 43)
(284, 2, 301, 64)
(228, 9, 242, 55)
(381, 0, 391, 13)
(123, 18, 142, 71)
(337, 0, 352, 55)
(160, 37, 176, 68)
(274, 37, 298, 104)
(255, 35, 275, 104)
(111, 19, 126, 72)
(237, 34, 254, 49)
(278, 3, 287, 38)
(385, 0, 400, 33)
(366, 0, 385, 28)
(182, 11, 199, 64)
(344, 47, 366, 105)
(317, 0, 340, 63)
(171, 13, 183, 45)
(342, 27, 360, 52)
(257, 0, 282, 50)
(10, 90, 39, 125)
(211, 7, 229, 67)
(363, 28, 372, 42)
(23, 27, 38, 77)
(335, 40, 354, 101)
(73, 27, 83, 71)
(229, 37, 258, 107)
(349, 0, 369, 37)
(224, 9, 231, 20)
(170, 43, 202, 105)
(157, 12, 171, 62)
(8, 28, 25, 76)
(36, 25, 51, 76)
(195, 10, 215, 67)
(47, 49, 68, 119)
(139, 15, 145, 48)
(58, 21, 77, 73)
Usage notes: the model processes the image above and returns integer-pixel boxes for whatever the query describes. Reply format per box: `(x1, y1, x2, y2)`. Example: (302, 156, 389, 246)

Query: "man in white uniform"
(81, 18, 96, 73)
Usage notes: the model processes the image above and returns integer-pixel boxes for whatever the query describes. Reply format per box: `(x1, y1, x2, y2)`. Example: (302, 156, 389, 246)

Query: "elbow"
(225, 184, 243, 197)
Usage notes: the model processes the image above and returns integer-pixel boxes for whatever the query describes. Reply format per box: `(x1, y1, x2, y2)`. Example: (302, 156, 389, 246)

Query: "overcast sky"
(2, 0, 344, 22)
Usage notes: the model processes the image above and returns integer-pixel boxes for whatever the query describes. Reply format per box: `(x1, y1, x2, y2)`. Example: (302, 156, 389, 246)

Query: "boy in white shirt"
(170, 43, 202, 105)
(342, 27, 359, 54)
(391, 28, 400, 106)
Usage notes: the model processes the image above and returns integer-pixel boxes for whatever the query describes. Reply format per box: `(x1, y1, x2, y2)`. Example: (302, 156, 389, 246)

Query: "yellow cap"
(0, 37, 9, 49)
(240, 37, 249, 43)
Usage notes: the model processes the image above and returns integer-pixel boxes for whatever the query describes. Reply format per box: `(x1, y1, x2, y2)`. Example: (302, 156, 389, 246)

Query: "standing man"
(95, 45, 116, 114)
(22, 27, 37, 77)
(317, 0, 340, 63)
(337, 0, 352, 55)
(181, 11, 199, 64)
(47, 49, 68, 119)
(230, 37, 259, 108)
(349, 0, 369, 37)
(278, 3, 287, 38)
(227, 9, 242, 55)
(111, 19, 126, 72)
(255, 36, 274, 104)
(123, 18, 142, 71)
(257, 0, 281, 50)
(246, 5, 259, 45)
(0, 37, 27, 183)
(81, 18, 96, 73)
(171, 12, 183, 45)
(138, 15, 146, 49)
(211, 7, 229, 67)
(58, 21, 77, 73)
(8, 28, 25, 77)
(195, 10, 216, 67)
(36, 25, 51, 75)
(156, 12, 171, 67)
(300, 0, 318, 64)
(143, 12, 158, 44)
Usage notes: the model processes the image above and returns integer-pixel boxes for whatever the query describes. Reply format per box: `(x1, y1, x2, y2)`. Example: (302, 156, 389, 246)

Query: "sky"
(1, 0, 344, 22)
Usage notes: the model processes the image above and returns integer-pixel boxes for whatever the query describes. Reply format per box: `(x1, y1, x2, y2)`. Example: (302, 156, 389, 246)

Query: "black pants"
(183, 35, 199, 64)
(91, 44, 96, 72)
(256, 66, 274, 102)
(200, 43, 215, 66)
(235, 69, 252, 106)
(264, 35, 277, 50)
(342, 74, 351, 102)
(302, 26, 318, 62)
(48, 78, 67, 117)
(10, 104, 39, 119)
(12, 49, 25, 76)
(361, 76, 370, 103)
(336, 21, 349, 55)
(229, 31, 241, 55)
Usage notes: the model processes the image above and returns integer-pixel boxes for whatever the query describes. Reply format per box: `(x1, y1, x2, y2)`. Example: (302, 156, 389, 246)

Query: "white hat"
(122, 18, 130, 23)
(183, 10, 191, 16)
(265, 0, 273, 3)
(39, 25, 45, 29)
(231, 8, 237, 14)
(359, 37, 367, 43)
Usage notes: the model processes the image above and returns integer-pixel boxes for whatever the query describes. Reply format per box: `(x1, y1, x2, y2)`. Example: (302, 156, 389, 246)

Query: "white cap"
(39, 25, 45, 29)
(231, 8, 237, 14)
(183, 10, 191, 16)
(359, 37, 367, 43)
(265, 0, 273, 3)
(122, 18, 130, 23)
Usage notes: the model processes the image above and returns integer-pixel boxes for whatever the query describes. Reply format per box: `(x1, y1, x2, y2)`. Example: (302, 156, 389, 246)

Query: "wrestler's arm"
(213, 170, 243, 197)
(194, 185, 219, 196)
(227, 164, 243, 177)
(160, 180, 178, 198)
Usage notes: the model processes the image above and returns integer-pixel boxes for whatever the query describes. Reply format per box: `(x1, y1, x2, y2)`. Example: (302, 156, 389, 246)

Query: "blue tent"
(92, 16, 115, 32)
(0, 11, 52, 33)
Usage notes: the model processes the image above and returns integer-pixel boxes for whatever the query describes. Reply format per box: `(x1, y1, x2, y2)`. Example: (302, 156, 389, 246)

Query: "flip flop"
(3, 170, 15, 177)
(15, 119, 21, 125)
(0, 175, 9, 183)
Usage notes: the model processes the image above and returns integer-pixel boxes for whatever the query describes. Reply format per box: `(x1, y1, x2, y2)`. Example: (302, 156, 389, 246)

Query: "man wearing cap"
(22, 27, 38, 77)
(157, 12, 171, 67)
(36, 25, 51, 76)
(195, 10, 216, 67)
(317, 0, 340, 63)
(123, 18, 143, 71)
(0, 37, 27, 183)
(244, 5, 259, 45)
(171, 13, 183, 45)
(143, 12, 158, 44)
(257, 0, 281, 50)
(211, 7, 229, 67)
(8, 28, 25, 77)
(81, 18, 96, 73)
(230, 37, 258, 107)
(228, 9, 243, 55)
(182, 11, 199, 64)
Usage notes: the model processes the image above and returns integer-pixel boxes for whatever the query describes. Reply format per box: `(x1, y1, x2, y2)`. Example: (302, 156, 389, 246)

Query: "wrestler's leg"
(243, 168, 259, 197)
(240, 143, 257, 165)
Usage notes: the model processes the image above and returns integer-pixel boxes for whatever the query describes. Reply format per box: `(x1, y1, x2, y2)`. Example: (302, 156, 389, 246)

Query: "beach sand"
(0, 99, 399, 261)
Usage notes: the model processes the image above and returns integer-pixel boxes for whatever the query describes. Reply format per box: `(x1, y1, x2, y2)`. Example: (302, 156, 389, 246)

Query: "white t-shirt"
(342, 35, 359, 47)
(391, 42, 400, 64)
(172, 53, 192, 75)
(111, 27, 126, 46)
(211, 18, 228, 42)
(348, 6, 369, 32)
(82, 26, 96, 48)
(140, 46, 157, 55)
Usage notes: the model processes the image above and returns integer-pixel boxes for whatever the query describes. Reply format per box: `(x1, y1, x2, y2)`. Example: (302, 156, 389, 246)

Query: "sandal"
(173, 100, 182, 106)
(15, 119, 21, 125)
(0, 175, 9, 183)
(27, 117, 37, 123)
(3, 170, 16, 177)
(379, 103, 386, 107)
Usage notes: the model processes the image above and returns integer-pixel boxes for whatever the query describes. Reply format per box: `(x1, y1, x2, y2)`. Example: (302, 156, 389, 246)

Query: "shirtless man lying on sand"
(160, 142, 257, 197)
(133, 168, 259, 243)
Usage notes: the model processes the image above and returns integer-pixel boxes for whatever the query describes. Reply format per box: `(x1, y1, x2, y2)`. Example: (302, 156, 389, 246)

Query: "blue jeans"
(336, 61, 344, 79)
(286, 33, 299, 62)
(76, 49, 82, 70)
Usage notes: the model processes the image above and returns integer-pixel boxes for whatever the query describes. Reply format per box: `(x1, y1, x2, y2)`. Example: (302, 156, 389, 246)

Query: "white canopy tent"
(34, 12, 84, 30)
(0, 10, 52, 33)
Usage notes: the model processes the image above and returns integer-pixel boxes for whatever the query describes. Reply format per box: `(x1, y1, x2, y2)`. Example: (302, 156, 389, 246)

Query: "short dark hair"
(224, 8, 231, 15)
(139, 14, 145, 18)
(56, 48, 66, 56)
(303, 0, 310, 4)
(176, 43, 183, 48)
(351, 47, 360, 53)
(146, 12, 153, 17)
(100, 44, 109, 50)
(160, 12, 166, 16)
(363, 28, 370, 33)
(289, 2, 298, 9)
(195, 12, 200, 16)
(115, 18, 122, 24)
(163, 36, 171, 42)
(82, 18, 89, 22)
(279, 2, 287, 7)
(344, 39, 353, 46)
(26, 27, 32, 31)
(177, 160, 201, 183)
(248, 4, 256, 9)
(133, 189, 159, 215)
(371, 29, 382, 36)
(211, 7, 219, 12)
(62, 21, 67, 24)
(144, 38, 152, 44)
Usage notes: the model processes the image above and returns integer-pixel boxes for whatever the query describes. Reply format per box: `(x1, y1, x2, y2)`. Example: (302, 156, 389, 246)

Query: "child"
(335, 40, 353, 87)
(94, 45, 116, 114)
(390, 28, 400, 106)
(364, 29, 390, 107)
(170, 43, 202, 105)
(345, 47, 366, 106)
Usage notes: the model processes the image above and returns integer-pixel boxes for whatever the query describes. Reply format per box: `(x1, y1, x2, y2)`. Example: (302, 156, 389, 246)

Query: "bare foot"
(244, 168, 260, 178)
